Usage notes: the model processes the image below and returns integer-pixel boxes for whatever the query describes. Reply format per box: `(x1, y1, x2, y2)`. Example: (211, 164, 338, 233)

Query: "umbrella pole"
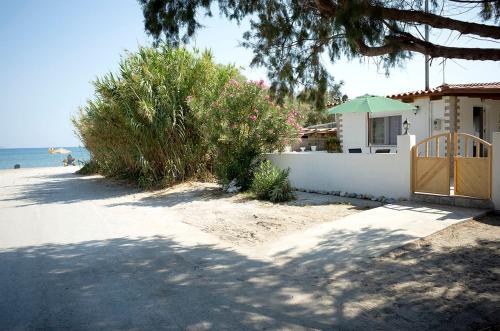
(367, 112, 372, 153)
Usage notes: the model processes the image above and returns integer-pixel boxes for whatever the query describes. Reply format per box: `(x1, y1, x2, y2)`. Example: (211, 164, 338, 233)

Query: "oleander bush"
(189, 79, 301, 190)
(251, 160, 295, 202)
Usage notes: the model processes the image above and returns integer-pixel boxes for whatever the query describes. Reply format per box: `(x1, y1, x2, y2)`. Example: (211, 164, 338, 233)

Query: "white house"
(337, 82, 500, 153)
(267, 82, 500, 209)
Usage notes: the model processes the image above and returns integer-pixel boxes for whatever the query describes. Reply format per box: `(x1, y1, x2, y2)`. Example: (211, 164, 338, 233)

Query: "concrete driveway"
(0, 167, 485, 330)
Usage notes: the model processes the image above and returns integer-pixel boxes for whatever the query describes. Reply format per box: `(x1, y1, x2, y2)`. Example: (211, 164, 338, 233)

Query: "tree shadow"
(0, 236, 333, 330)
(0, 172, 139, 207)
(3, 171, 378, 211)
(325, 236, 500, 330)
(1, 221, 498, 330)
(382, 203, 485, 221)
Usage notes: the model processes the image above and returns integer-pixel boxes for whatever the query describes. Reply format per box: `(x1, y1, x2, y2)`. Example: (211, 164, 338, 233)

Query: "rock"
(13, 164, 21, 169)
(226, 179, 241, 193)
(386, 198, 396, 204)
(356, 194, 363, 199)
(371, 197, 378, 201)
(339, 191, 347, 197)
(348, 193, 357, 198)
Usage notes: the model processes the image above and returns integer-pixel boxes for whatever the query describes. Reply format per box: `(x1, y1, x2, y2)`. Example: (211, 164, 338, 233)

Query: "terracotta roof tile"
(388, 82, 500, 99)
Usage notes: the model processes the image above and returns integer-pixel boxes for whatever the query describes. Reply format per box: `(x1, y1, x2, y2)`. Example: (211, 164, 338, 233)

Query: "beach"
(0, 147, 89, 170)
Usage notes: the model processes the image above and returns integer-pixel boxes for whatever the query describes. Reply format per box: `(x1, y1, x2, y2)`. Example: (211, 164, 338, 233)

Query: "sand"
(1, 167, 498, 329)
(325, 215, 500, 329)
(135, 182, 379, 247)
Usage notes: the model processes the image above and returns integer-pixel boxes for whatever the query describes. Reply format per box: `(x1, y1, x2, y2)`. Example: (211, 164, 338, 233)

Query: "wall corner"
(397, 134, 416, 199)
(492, 132, 500, 211)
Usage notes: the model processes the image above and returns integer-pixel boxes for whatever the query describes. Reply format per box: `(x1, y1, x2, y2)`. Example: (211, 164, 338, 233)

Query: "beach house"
(337, 82, 500, 153)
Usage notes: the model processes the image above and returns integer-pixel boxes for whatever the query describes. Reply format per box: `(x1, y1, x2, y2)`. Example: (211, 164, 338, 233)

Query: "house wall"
(484, 99, 500, 141)
(338, 97, 445, 154)
(455, 97, 500, 155)
(340, 112, 367, 152)
(492, 132, 500, 211)
(267, 135, 415, 199)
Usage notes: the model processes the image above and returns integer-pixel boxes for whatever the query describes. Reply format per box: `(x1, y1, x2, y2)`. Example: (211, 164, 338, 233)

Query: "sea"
(0, 147, 90, 170)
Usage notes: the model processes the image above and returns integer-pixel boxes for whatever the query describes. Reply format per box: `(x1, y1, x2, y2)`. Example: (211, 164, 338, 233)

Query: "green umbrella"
(328, 94, 416, 114)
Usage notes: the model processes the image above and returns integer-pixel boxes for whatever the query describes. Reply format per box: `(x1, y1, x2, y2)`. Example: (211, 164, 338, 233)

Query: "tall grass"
(73, 46, 238, 188)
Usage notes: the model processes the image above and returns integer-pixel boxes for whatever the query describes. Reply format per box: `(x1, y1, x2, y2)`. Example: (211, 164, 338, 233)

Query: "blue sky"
(1, 0, 499, 148)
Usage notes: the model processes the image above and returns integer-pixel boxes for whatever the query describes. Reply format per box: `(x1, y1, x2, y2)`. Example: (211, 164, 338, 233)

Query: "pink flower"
(265, 95, 271, 101)
(249, 115, 257, 121)
(229, 79, 239, 86)
(253, 108, 259, 113)
(186, 96, 193, 102)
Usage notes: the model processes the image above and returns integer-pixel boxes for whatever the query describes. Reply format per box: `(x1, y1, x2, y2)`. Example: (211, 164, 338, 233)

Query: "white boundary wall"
(267, 135, 416, 199)
(492, 132, 500, 211)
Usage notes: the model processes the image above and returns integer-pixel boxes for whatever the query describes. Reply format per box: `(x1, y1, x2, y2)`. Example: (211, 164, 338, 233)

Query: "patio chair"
(375, 148, 391, 153)
(348, 148, 362, 153)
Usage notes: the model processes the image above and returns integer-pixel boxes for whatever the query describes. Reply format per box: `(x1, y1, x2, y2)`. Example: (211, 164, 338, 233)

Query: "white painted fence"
(267, 135, 415, 199)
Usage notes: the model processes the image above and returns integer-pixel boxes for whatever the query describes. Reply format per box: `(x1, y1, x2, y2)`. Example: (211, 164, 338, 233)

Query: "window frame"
(368, 115, 402, 146)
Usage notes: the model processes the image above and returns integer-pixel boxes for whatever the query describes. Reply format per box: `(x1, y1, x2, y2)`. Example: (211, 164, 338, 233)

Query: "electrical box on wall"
(433, 118, 442, 131)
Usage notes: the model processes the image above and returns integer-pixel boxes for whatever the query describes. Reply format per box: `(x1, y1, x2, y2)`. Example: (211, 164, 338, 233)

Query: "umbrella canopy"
(48, 147, 72, 155)
(328, 94, 416, 114)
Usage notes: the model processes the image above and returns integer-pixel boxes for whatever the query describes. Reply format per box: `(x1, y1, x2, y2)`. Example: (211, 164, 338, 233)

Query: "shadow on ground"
(0, 172, 138, 207)
(1, 222, 498, 330)
(2, 171, 377, 210)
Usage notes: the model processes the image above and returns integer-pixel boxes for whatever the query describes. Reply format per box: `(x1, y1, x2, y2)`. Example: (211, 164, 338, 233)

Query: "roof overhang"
(388, 82, 500, 101)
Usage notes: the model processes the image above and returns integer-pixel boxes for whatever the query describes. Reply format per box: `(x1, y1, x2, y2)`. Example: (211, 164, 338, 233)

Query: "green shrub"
(76, 160, 99, 175)
(251, 160, 295, 202)
(189, 79, 301, 190)
(73, 46, 238, 188)
(325, 136, 341, 153)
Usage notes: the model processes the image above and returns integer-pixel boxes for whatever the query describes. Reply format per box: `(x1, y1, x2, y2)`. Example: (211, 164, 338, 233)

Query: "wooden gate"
(412, 133, 451, 195)
(454, 133, 492, 199)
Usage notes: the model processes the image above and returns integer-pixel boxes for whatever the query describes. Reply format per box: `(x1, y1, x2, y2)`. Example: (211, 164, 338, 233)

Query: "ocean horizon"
(0, 147, 90, 170)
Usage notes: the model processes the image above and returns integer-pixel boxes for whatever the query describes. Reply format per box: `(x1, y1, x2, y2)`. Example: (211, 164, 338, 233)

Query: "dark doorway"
(473, 107, 484, 157)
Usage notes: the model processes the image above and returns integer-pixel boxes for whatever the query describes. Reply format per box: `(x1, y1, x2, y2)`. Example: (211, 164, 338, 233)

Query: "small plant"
(76, 160, 99, 175)
(251, 160, 295, 202)
(325, 136, 341, 153)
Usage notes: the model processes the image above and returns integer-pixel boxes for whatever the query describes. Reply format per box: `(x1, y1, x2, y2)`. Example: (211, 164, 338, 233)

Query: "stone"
(340, 191, 347, 197)
(226, 179, 241, 193)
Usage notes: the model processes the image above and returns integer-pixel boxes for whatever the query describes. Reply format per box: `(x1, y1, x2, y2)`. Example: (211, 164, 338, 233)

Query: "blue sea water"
(0, 147, 90, 170)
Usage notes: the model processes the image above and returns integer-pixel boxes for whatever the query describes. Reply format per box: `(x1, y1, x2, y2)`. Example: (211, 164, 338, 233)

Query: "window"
(369, 115, 402, 145)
